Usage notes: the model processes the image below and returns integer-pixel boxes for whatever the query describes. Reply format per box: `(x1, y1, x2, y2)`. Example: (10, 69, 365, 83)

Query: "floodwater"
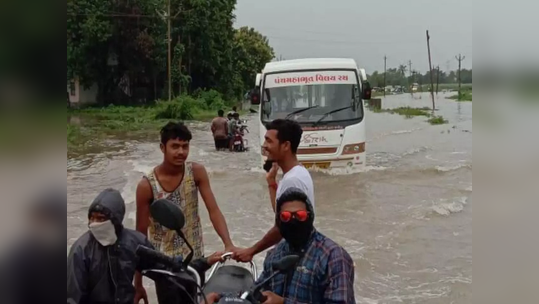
(67, 92, 472, 304)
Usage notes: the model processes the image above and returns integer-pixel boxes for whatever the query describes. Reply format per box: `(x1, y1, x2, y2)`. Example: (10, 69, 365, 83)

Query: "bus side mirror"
(250, 88, 261, 105)
(362, 82, 372, 100)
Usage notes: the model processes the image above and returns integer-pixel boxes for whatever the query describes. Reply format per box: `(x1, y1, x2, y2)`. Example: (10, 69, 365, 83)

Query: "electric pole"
(157, 0, 181, 101)
(426, 30, 436, 110)
(383, 55, 387, 97)
(436, 65, 440, 95)
(408, 60, 413, 96)
(455, 54, 466, 101)
(166, 0, 172, 101)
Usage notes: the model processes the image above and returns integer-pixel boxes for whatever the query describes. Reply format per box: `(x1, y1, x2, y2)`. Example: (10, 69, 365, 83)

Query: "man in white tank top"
(233, 119, 315, 262)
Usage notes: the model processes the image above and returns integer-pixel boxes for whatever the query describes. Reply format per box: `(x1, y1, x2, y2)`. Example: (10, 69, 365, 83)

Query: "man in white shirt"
(233, 119, 315, 262)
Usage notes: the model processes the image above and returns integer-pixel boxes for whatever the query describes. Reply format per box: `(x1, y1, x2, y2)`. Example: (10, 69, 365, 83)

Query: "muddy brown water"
(67, 92, 472, 303)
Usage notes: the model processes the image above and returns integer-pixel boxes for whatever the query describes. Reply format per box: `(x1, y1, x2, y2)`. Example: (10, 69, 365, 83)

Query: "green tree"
(232, 26, 275, 95)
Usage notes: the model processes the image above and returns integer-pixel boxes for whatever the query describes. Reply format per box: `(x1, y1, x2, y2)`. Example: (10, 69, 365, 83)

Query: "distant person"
(228, 112, 241, 151)
(256, 188, 355, 304)
(211, 109, 229, 151)
(134, 122, 237, 303)
(1, 187, 65, 304)
(234, 119, 315, 262)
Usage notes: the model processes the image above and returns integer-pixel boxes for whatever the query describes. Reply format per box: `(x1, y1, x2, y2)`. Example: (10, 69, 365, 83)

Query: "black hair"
(233, 112, 240, 118)
(265, 119, 303, 154)
(218, 109, 224, 117)
(232, 106, 237, 111)
(277, 188, 309, 208)
(275, 187, 315, 221)
(160, 122, 192, 144)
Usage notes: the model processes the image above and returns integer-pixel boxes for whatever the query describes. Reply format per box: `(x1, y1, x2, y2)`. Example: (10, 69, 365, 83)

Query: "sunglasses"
(279, 210, 310, 222)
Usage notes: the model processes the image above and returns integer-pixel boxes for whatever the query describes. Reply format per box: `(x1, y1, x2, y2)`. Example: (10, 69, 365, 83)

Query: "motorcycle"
(137, 198, 300, 304)
(233, 123, 249, 152)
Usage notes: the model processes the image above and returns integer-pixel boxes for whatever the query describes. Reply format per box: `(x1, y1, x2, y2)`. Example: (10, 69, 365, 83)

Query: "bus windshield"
(261, 71, 363, 125)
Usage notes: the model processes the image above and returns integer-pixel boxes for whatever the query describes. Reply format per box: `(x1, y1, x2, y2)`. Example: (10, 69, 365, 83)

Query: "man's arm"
(268, 183, 278, 212)
(193, 163, 234, 249)
(67, 244, 89, 304)
(251, 225, 282, 255)
(211, 120, 216, 134)
(322, 248, 356, 304)
(134, 178, 154, 290)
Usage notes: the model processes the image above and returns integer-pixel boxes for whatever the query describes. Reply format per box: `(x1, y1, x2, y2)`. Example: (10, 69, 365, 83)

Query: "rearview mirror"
(150, 199, 185, 232)
(271, 255, 300, 272)
(250, 88, 260, 105)
(362, 81, 372, 100)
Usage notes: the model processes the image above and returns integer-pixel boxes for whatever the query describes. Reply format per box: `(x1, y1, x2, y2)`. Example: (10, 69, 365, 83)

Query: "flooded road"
(67, 92, 472, 303)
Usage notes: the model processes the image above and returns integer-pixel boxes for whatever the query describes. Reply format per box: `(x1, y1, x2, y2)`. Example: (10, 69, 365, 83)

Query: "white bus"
(250, 58, 372, 170)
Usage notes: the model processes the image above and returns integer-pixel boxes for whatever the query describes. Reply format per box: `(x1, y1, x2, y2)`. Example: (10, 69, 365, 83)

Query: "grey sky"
(234, 0, 472, 73)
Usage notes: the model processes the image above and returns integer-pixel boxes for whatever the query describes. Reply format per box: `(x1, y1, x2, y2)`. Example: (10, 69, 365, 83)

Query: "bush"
(428, 115, 449, 125)
(154, 95, 198, 120)
(194, 89, 232, 110)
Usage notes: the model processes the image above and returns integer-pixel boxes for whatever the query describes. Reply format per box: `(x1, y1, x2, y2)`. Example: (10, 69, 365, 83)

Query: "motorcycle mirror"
(242, 254, 301, 302)
(271, 254, 301, 272)
(150, 199, 185, 231)
(150, 199, 195, 267)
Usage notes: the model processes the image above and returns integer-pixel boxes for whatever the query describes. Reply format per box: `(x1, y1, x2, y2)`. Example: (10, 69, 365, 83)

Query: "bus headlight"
(342, 143, 365, 155)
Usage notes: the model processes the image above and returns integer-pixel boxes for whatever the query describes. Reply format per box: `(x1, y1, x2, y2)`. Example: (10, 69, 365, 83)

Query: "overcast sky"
(234, 0, 472, 73)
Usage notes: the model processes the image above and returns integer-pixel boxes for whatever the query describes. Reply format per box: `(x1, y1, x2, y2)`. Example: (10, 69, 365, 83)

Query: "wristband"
(268, 182, 278, 190)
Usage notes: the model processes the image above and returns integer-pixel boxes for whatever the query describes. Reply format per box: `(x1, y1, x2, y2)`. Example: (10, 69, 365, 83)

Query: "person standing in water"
(134, 122, 237, 303)
(211, 109, 229, 151)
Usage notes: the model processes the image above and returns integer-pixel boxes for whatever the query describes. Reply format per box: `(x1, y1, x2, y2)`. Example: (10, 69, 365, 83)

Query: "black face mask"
(278, 218, 314, 251)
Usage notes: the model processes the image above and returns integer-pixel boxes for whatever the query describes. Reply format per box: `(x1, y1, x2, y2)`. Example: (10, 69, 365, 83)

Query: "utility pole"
(157, 0, 181, 101)
(408, 60, 413, 96)
(455, 54, 466, 101)
(166, 0, 171, 101)
(436, 65, 440, 95)
(426, 30, 436, 110)
(383, 55, 387, 97)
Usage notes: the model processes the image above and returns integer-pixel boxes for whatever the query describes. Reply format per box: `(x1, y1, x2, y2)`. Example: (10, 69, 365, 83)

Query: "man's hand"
(261, 291, 284, 304)
(225, 244, 239, 254)
(232, 247, 256, 262)
(134, 285, 148, 304)
(203, 292, 221, 304)
(266, 162, 279, 184)
(206, 251, 225, 265)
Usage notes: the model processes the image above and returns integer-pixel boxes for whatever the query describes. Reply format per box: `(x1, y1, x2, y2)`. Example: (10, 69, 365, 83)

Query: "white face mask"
(89, 220, 118, 246)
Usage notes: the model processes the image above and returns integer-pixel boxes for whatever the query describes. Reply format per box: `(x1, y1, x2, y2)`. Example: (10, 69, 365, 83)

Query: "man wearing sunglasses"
(257, 188, 356, 304)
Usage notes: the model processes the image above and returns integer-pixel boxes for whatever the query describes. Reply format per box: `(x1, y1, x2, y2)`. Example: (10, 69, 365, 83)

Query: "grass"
(371, 106, 449, 125)
(67, 90, 246, 152)
(427, 115, 449, 125)
(420, 83, 472, 92)
(448, 88, 472, 102)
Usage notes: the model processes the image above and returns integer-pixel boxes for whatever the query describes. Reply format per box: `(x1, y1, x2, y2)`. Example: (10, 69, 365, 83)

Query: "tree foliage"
(368, 68, 472, 88)
(67, 0, 274, 105)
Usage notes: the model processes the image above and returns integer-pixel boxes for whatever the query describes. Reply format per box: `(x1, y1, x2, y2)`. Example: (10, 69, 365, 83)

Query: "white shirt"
(276, 165, 315, 211)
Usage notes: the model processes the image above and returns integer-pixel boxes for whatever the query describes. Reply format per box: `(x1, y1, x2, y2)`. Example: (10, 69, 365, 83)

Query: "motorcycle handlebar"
(136, 245, 179, 270)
